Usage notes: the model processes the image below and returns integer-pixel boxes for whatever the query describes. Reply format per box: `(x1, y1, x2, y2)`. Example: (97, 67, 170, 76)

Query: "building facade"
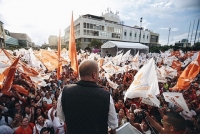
(48, 35, 67, 47)
(0, 21, 6, 48)
(48, 35, 58, 46)
(5, 30, 19, 46)
(64, 11, 159, 49)
(149, 32, 160, 46)
(10, 32, 32, 48)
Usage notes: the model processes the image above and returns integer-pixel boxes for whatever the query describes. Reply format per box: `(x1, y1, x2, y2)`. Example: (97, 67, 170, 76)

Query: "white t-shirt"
(48, 108, 65, 134)
(43, 97, 52, 104)
(180, 110, 196, 120)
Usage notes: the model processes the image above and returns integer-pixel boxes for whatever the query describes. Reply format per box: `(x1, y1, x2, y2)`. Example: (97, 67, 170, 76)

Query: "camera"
(135, 109, 146, 123)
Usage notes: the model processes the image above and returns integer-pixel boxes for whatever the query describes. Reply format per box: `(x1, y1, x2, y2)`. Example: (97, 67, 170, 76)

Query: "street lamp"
(139, 17, 143, 43)
(167, 28, 171, 45)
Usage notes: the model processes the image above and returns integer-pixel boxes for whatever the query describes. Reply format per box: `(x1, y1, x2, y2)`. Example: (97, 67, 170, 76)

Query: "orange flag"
(12, 84, 28, 96)
(68, 12, 79, 75)
(1, 56, 20, 95)
(172, 52, 200, 90)
(57, 30, 62, 80)
(0, 67, 10, 89)
(2, 49, 39, 76)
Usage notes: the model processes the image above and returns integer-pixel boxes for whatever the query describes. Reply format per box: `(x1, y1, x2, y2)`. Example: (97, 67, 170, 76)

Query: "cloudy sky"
(0, 0, 199, 46)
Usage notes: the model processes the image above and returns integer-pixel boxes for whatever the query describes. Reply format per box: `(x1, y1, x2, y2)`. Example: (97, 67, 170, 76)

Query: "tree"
(76, 41, 81, 51)
(87, 39, 102, 49)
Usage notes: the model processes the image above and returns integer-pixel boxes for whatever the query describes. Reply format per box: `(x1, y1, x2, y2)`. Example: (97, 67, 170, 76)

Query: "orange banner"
(12, 84, 29, 96)
(1, 56, 20, 95)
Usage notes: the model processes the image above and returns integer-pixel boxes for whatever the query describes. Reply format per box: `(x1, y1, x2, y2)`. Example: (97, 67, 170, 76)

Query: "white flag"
(105, 73, 119, 89)
(124, 58, 160, 107)
(163, 92, 189, 113)
(116, 49, 123, 55)
(122, 50, 131, 62)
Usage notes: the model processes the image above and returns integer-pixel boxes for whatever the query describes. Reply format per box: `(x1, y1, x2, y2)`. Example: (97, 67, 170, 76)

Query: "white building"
(64, 11, 159, 49)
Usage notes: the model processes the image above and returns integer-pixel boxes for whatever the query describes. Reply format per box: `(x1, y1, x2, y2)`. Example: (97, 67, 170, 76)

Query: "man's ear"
(170, 126, 175, 131)
(92, 72, 96, 79)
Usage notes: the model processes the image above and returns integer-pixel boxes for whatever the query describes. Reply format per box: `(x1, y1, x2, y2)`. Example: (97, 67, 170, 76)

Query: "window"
(143, 34, 145, 38)
(130, 32, 132, 36)
(124, 31, 127, 36)
(135, 33, 137, 37)
(147, 35, 148, 39)
(87, 23, 89, 28)
(84, 30, 86, 35)
(83, 23, 86, 28)
(1, 26, 3, 32)
(90, 24, 93, 29)
(84, 38, 91, 42)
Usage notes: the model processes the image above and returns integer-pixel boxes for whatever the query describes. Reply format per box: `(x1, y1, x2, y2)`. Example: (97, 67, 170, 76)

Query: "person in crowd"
(180, 103, 197, 133)
(53, 90, 60, 101)
(34, 107, 47, 121)
(48, 100, 65, 134)
(0, 109, 13, 126)
(127, 112, 143, 133)
(57, 59, 118, 134)
(115, 98, 128, 114)
(24, 106, 34, 123)
(40, 127, 50, 134)
(10, 113, 22, 131)
(14, 102, 24, 117)
(43, 92, 52, 105)
(42, 101, 52, 116)
(118, 108, 127, 127)
(15, 117, 34, 134)
(35, 95, 42, 107)
(140, 119, 152, 134)
(0, 125, 14, 134)
(33, 115, 52, 134)
(146, 111, 186, 134)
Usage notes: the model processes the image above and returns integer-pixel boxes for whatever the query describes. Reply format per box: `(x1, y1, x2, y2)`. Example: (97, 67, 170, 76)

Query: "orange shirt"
(15, 123, 34, 134)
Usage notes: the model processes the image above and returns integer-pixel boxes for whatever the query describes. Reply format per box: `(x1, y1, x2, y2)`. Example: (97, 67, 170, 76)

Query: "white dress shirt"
(33, 119, 52, 134)
(57, 92, 118, 129)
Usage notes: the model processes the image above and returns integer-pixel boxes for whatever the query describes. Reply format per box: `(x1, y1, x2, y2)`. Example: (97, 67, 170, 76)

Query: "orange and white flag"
(163, 92, 189, 112)
(68, 12, 78, 75)
(171, 60, 182, 71)
(34, 49, 58, 71)
(124, 58, 160, 107)
(57, 30, 62, 80)
(172, 52, 200, 90)
(1, 56, 20, 95)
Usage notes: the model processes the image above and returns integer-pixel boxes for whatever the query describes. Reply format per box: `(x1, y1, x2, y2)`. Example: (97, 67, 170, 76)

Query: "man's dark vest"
(61, 80, 110, 134)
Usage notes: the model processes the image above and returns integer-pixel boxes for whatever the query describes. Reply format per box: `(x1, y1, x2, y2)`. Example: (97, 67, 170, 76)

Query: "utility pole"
(190, 20, 195, 45)
(139, 17, 143, 43)
(194, 19, 199, 45)
(187, 22, 191, 46)
(167, 28, 171, 45)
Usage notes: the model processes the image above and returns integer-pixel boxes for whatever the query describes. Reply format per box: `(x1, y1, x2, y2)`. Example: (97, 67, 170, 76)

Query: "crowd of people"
(0, 49, 200, 134)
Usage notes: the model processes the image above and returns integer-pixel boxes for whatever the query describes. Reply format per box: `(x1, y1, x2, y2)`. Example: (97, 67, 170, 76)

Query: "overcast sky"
(0, 0, 199, 46)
